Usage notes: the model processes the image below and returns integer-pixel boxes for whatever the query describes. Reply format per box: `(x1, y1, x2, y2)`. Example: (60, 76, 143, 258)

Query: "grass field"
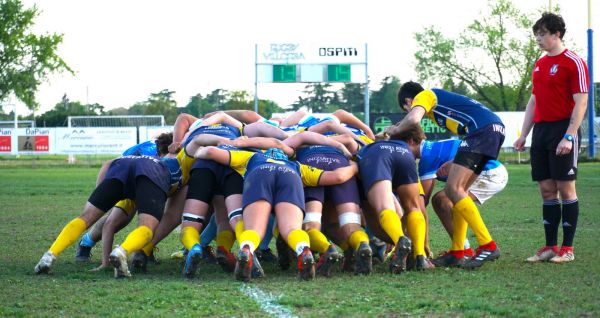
(1, 162, 599, 317)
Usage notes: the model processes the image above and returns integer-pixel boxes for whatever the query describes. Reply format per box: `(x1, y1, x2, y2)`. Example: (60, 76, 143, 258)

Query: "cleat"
(414, 255, 435, 271)
(432, 251, 466, 268)
(316, 244, 343, 277)
(276, 235, 293, 271)
(170, 247, 185, 260)
(251, 252, 265, 278)
(526, 245, 558, 263)
(297, 247, 315, 281)
(202, 245, 217, 264)
(389, 236, 411, 274)
(464, 247, 474, 259)
(549, 246, 574, 263)
(182, 244, 203, 278)
(354, 242, 373, 275)
(463, 247, 501, 269)
(370, 237, 387, 265)
(131, 251, 149, 272)
(341, 247, 355, 273)
(75, 241, 92, 263)
(34, 251, 56, 274)
(256, 247, 278, 264)
(109, 246, 131, 278)
(216, 246, 237, 273)
(234, 245, 253, 282)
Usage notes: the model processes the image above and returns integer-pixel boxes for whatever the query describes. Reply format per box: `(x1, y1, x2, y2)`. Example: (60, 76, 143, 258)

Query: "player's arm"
(243, 122, 289, 140)
(556, 92, 588, 156)
(284, 131, 352, 158)
(170, 113, 199, 153)
(184, 134, 231, 157)
(514, 95, 536, 152)
(280, 109, 308, 127)
(201, 111, 243, 128)
(221, 136, 295, 157)
(384, 107, 426, 136)
(333, 109, 376, 140)
(317, 161, 359, 186)
(204, 110, 263, 124)
(420, 178, 436, 206)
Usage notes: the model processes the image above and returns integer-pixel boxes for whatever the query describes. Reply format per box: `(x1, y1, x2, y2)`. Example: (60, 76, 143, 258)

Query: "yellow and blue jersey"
(412, 89, 502, 135)
(183, 123, 242, 146)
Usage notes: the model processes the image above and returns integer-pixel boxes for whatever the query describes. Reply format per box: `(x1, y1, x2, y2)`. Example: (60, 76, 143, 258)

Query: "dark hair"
(533, 12, 566, 39)
(155, 132, 173, 157)
(388, 123, 426, 144)
(397, 81, 424, 108)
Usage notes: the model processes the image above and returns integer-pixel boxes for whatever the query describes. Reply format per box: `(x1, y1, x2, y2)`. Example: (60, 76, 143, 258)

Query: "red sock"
(480, 240, 497, 251)
(449, 249, 464, 259)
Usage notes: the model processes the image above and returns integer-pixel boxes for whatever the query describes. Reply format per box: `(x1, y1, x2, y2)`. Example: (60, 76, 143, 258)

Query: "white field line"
(240, 285, 298, 318)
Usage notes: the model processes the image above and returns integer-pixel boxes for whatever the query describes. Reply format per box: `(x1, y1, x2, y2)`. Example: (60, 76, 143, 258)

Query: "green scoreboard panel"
(272, 64, 297, 82)
(327, 64, 351, 82)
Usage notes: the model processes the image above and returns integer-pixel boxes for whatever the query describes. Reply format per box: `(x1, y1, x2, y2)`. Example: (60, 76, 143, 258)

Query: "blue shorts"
(105, 156, 170, 197)
(300, 153, 360, 205)
(358, 141, 418, 193)
(242, 163, 305, 211)
(458, 123, 505, 159)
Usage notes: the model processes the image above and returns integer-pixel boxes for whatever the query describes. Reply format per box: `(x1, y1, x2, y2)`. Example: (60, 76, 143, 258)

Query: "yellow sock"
(406, 211, 426, 257)
(121, 225, 153, 254)
(181, 226, 200, 251)
(49, 218, 87, 256)
(286, 229, 310, 255)
(234, 220, 245, 240)
(453, 196, 492, 246)
(238, 230, 261, 252)
(216, 230, 235, 250)
(348, 230, 370, 251)
(307, 229, 330, 253)
(379, 209, 404, 245)
(141, 242, 155, 256)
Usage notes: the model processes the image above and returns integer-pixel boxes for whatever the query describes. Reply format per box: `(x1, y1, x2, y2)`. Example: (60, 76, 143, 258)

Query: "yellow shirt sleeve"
(411, 89, 437, 113)
(228, 150, 255, 175)
(299, 164, 324, 186)
(176, 148, 196, 187)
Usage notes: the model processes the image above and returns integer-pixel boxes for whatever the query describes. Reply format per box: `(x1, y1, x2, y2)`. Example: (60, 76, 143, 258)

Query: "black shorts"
(300, 153, 360, 205)
(530, 120, 580, 181)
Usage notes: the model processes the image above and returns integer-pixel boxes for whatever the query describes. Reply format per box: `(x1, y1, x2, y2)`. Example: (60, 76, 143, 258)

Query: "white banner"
(54, 127, 137, 154)
(256, 43, 366, 64)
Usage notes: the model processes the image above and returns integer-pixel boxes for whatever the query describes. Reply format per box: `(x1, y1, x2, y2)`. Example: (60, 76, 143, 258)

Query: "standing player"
(514, 12, 588, 263)
(386, 81, 505, 269)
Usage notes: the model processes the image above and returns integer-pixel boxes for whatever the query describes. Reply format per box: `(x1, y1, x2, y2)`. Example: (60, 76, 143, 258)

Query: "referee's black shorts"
(530, 120, 580, 181)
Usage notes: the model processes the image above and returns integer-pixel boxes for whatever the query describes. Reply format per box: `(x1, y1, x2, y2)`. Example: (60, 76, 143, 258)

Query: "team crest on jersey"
(534, 66, 540, 72)
(549, 64, 558, 75)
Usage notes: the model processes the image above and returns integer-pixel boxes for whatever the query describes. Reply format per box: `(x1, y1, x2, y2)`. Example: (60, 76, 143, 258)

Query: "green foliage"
(414, 0, 540, 111)
(0, 0, 72, 111)
(369, 76, 401, 113)
(292, 83, 336, 113)
(0, 163, 599, 317)
(36, 94, 104, 126)
(127, 89, 178, 124)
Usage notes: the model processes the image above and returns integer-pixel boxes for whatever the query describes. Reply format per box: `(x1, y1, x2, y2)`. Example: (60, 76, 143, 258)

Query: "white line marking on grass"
(240, 285, 298, 318)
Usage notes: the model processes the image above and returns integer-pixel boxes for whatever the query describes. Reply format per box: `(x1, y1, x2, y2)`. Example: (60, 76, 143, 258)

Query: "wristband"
(563, 134, 574, 142)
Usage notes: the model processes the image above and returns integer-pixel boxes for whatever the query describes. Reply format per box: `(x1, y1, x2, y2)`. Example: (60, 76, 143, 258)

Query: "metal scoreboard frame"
(254, 43, 370, 124)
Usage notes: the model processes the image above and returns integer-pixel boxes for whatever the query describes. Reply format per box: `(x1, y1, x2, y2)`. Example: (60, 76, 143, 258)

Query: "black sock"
(561, 199, 579, 247)
(542, 199, 561, 246)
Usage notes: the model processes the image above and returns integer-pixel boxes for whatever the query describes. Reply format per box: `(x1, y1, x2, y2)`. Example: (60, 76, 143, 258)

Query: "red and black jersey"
(532, 49, 589, 123)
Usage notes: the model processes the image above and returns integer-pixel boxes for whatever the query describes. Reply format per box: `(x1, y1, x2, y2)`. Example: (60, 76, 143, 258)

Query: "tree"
(0, 0, 72, 112)
(339, 83, 365, 114)
(128, 89, 178, 124)
(293, 83, 336, 113)
(36, 94, 105, 127)
(413, 0, 540, 111)
(369, 76, 401, 113)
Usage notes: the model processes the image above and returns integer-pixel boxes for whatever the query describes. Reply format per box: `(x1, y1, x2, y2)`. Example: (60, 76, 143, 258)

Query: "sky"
(7, 0, 599, 117)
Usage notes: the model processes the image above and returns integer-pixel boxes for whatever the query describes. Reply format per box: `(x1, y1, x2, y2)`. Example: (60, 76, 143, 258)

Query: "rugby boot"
(297, 247, 316, 281)
(182, 244, 203, 278)
(234, 245, 253, 282)
(251, 252, 265, 279)
(34, 251, 56, 274)
(109, 246, 131, 278)
(370, 237, 387, 265)
(202, 245, 217, 264)
(256, 247, 277, 264)
(549, 246, 575, 263)
(432, 251, 466, 268)
(341, 247, 355, 273)
(131, 251, 149, 272)
(276, 235, 292, 271)
(414, 255, 435, 271)
(389, 235, 412, 274)
(526, 245, 558, 262)
(463, 246, 501, 269)
(315, 244, 343, 277)
(216, 246, 237, 273)
(75, 241, 92, 263)
(354, 242, 373, 275)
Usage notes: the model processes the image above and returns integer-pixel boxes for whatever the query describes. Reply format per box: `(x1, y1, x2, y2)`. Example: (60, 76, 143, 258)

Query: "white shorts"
(469, 164, 508, 204)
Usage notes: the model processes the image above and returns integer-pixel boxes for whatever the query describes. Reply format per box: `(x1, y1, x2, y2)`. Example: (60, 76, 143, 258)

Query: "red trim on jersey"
(532, 49, 589, 123)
